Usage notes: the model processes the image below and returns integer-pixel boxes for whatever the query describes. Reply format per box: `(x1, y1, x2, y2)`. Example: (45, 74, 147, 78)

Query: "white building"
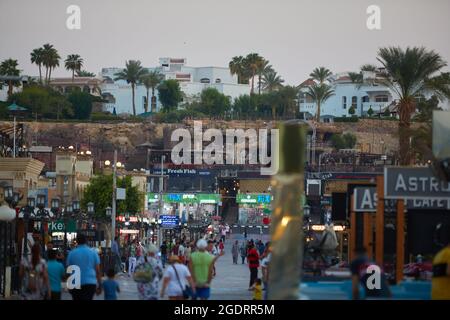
(100, 58, 251, 115)
(298, 71, 395, 119)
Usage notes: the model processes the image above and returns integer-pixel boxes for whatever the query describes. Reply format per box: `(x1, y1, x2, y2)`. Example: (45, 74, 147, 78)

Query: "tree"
(65, 54, 84, 82)
(76, 70, 96, 77)
(309, 67, 332, 84)
(157, 79, 183, 112)
(262, 70, 284, 92)
(331, 133, 357, 150)
(232, 94, 257, 119)
(377, 46, 449, 165)
(67, 90, 94, 119)
(140, 70, 164, 113)
(42, 43, 60, 84)
(305, 83, 334, 122)
(82, 174, 144, 222)
(30, 48, 44, 84)
(8, 85, 73, 119)
(348, 72, 363, 84)
(413, 95, 441, 122)
(348, 106, 356, 116)
(0, 58, 20, 97)
(197, 88, 231, 117)
(229, 56, 248, 84)
(243, 53, 262, 95)
(256, 58, 271, 94)
(114, 60, 147, 116)
(367, 106, 374, 117)
(278, 86, 299, 118)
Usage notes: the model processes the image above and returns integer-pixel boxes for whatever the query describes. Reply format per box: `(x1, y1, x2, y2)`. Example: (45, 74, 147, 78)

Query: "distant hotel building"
(100, 58, 251, 115)
(298, 70, 396, 120)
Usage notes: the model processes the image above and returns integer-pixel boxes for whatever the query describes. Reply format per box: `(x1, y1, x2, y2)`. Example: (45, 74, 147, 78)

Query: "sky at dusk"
(1, 0, 449, 85)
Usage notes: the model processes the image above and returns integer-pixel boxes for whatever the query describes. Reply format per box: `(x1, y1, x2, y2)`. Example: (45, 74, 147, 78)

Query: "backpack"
(25, 260, 43, 294)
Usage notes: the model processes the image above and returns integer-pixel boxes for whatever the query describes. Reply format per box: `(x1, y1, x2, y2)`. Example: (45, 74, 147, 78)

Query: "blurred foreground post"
(268, 121, 306, 300)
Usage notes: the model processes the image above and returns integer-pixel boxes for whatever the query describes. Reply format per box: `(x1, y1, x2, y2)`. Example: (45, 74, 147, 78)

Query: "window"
(362, 96, 369, 103)
(351, 96, 357, 108)
(200, 78, 210, 84)
(375, 95, 389, 102)
(342, 96, 347, 109)
(215, 78, 221, 83)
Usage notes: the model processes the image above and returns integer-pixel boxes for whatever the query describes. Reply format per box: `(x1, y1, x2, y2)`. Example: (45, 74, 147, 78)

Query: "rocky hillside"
(1, 119, 406, 155)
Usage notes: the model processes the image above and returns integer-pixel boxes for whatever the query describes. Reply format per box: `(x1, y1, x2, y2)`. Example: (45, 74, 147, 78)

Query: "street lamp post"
(158, 155, 165, 247)
(65, 203, 73, 252)
(35, 194, 50, 254)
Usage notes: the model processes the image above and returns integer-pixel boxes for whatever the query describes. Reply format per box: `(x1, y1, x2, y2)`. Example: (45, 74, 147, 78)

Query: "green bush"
(90, 112, 119, 121)
(330, 132, 357, 150)
(334, 116, 359, 123)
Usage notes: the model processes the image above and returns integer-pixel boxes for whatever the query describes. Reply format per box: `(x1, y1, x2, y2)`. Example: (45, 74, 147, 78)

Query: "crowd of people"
(15, 223, 450, 301)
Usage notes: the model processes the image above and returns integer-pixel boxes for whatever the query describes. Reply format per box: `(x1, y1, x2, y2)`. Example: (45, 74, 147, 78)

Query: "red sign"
(117, 216, 138, 222)
(262, 217, 271, 225)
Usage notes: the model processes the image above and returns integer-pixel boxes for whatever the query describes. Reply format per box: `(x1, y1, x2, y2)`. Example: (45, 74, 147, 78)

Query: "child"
(250, 278, 263, 300)
(103, 269, 120, 300)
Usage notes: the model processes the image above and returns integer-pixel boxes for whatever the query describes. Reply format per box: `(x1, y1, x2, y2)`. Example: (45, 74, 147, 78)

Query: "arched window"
(83, 85, 90, 93)
(351, 96, 357, 108)
(215, 78, 221, 83)
(200, 78, 210, 84)
(342, 96, 347, 109)
(362, 96, 369, 103)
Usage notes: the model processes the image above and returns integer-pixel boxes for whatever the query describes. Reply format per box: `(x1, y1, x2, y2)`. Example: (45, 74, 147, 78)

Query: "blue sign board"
(257, 195, 271, 204)
(160, 215, 180, 228)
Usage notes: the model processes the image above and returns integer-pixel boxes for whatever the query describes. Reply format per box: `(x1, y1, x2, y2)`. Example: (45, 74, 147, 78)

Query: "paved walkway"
(60, 235, 253, 300)
(210, 236, 253, 300)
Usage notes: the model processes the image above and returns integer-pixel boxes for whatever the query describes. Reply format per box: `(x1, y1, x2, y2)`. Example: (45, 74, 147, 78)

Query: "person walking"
(160, 255, 196, 300)
(240, 242, 247, 264)
(350, 247, 391, 299)
(67, 234, 102, 300)
(431, 225, 450, 300)
(231, 240, 239, 264)
(134, 245, 163, 300)
(189, 239, 224, 300)
(111, 237, 121, 273)
(46, 249, 66, 300)
(218, 239, 225, 254)
(102, 269, 120, 300)
(247, 242, 260, 289)
(160, 241, 168, 268)
(19, 243, 51, 300)
(128, 240, 137, 276)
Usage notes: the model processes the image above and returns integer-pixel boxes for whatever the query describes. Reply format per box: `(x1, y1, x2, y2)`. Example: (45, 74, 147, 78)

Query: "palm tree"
(377, 46, 449, 165)
(305, 83, 335, 122)
(360, 64, 378, 72)
(65, 54, 84, 82)
(280, 85, 300, 118)
(30, 48, 44, 84)
(42, 44, 60, 84)
(309, 67, 332, 84)
(114, 60, 147, 116)
(0, 58, 20, 97)
(229, 56, 246, 84)
(262, 71, 284, 92)
(243, 53, 262, 95)
(76, 70, 95, 77)
(348, 72, 363, 83)
(140, 70, 164, 113)
(256, 58, 271, 94)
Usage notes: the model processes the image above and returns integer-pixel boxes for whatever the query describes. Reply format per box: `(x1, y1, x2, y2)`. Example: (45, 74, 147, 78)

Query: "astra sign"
(384, 167, 450, 199)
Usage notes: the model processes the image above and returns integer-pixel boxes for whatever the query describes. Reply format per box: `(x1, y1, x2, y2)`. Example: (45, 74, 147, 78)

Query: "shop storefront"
(236, 193, 272, 225)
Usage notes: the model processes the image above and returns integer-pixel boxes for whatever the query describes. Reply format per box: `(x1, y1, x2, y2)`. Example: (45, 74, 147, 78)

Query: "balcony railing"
(362, 102, 390, 113)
